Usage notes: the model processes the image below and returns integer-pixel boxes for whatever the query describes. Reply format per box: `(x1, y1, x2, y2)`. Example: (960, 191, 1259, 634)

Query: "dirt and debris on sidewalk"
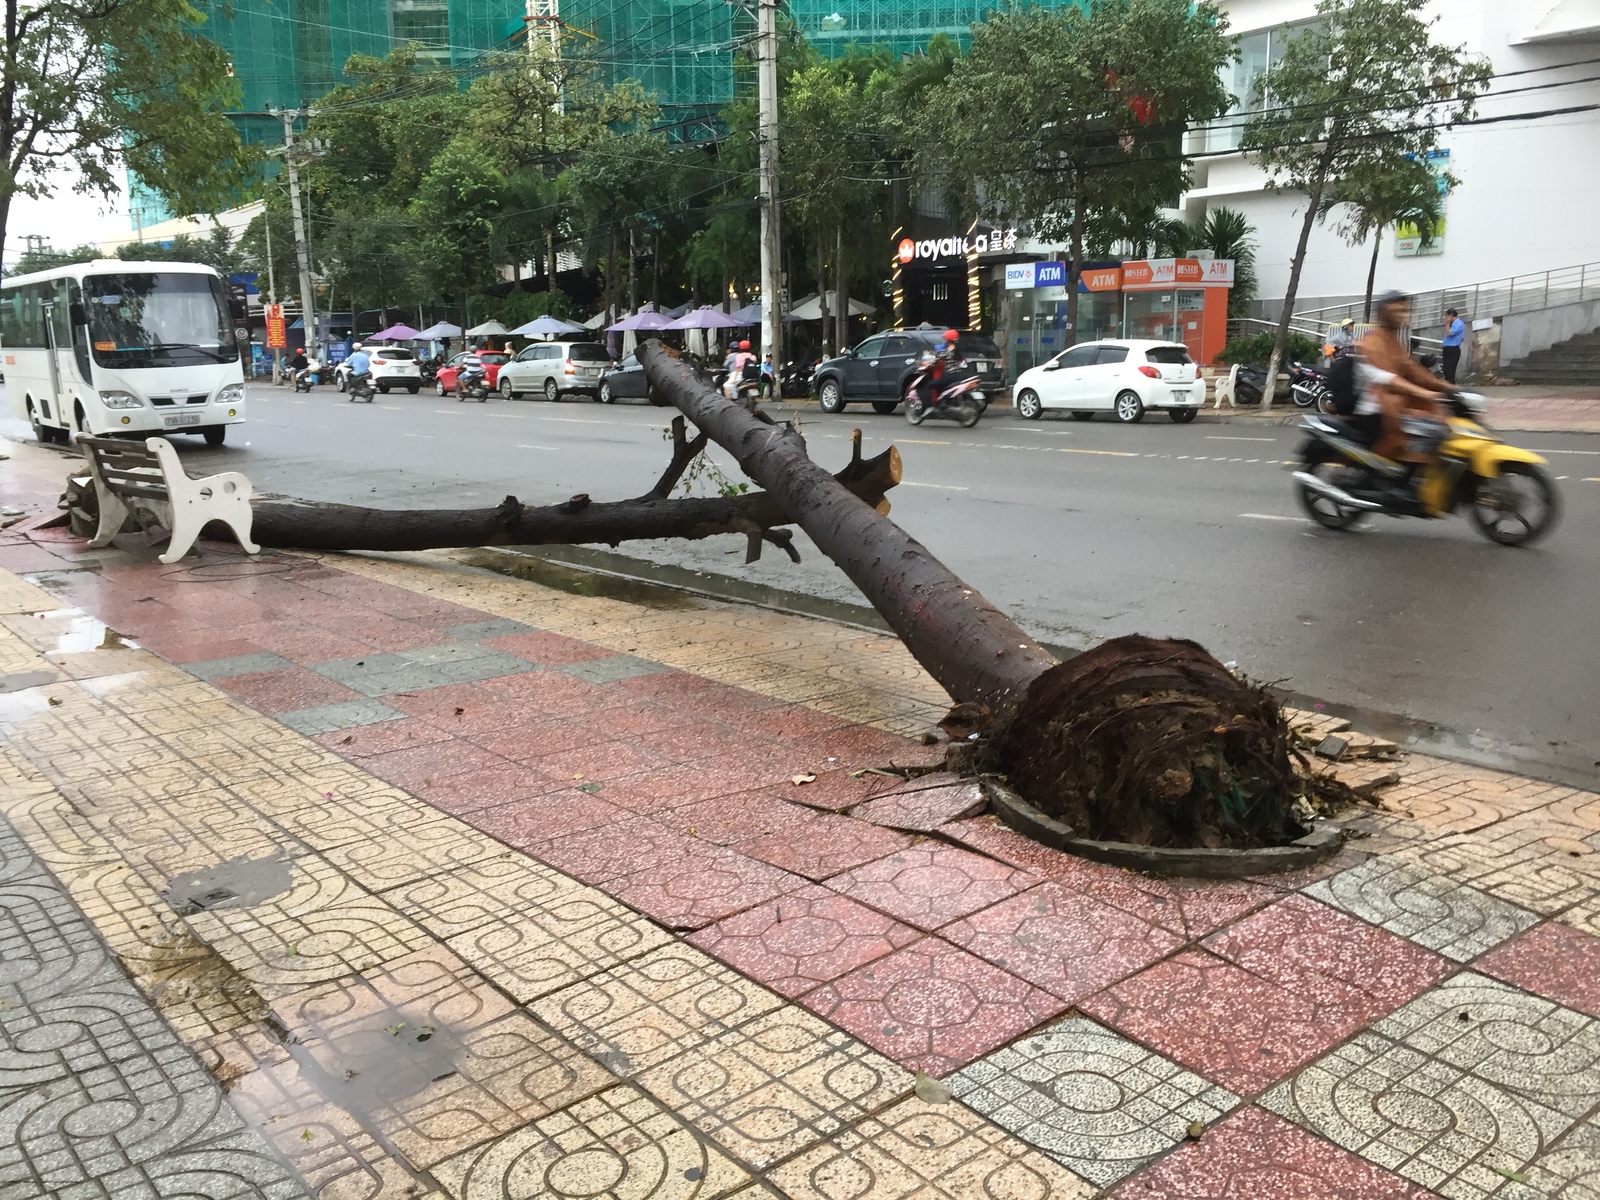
(4, 434, 1600, 1198)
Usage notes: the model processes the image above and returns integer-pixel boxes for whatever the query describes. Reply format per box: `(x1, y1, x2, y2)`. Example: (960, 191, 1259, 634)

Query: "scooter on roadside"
(1288, 362, 1333, 412)
(1292, 393, 1560, 546)
(456, 363, 490, 403)
(292, 362, 322, 393)
(904, 364, 984, 428)
(348, 372, 376, 403)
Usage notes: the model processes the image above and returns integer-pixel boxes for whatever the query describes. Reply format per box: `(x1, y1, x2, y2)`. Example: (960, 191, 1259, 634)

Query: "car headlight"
(99, 390, 143, 409)
(216, 383, 245, 405)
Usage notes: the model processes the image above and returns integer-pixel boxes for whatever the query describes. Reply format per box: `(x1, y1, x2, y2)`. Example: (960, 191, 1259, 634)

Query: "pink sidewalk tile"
(1202, 895, 1450, 1015)
(736, 814, 912, 882)
(408, 761, 556, 816)
(312, 717, 455, 759)
(801, 936, 1066, 1076)
(212, 666, 363, 715)
(852, 781, 987, 833)
(688, 884, 921, 998)
(1114, 1106, 1435, 1199)
(360, 741, 514, 789)
(653, 791, 818, 847)
(940, 881, 1184, 1004)
(482, 630, 611, 665)
(611, 841, 804, 930)
(528, 817, 688, 888)
(1478, 921, 1600, 1018)
(1083, 950, 1374, 1097)
(467, 789, 626, 851)
(825, 842, 1038, 932)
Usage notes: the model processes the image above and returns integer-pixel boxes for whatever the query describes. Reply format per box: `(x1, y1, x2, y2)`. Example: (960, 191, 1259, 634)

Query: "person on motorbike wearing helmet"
(1353, 292, 1454, 466)
(722, 339, 757, 400)
(1325, 317, 1357, 359)
(916, 329, 961, 409)
(345, 342, 372, 391)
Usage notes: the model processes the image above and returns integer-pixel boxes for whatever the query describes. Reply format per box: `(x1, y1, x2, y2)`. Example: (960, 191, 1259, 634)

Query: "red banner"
(265, 304, 287, 349)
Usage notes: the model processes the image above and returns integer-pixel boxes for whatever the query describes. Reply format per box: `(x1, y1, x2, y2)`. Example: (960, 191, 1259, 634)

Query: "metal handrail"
(1294, 260, 1600, 330)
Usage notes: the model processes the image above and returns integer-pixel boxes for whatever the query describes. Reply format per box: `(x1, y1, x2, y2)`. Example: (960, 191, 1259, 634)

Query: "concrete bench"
(75, 435, 259, 564)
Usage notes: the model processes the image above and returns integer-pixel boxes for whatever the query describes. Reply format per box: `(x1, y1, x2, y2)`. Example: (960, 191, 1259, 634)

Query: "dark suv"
(813, 328, 1006, 413)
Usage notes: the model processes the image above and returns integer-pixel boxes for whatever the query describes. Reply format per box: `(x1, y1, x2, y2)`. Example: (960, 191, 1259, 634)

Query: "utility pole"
(264, 203, 281, 384)
(275, 107, 319, 360)
(756, 0, 782, 361)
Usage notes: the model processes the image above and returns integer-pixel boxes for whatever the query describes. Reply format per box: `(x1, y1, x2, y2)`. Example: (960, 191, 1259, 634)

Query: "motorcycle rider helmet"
(351, 342, 363, 350)
(1340, 318, 1354, 329)
(942, 329, 959, 343)
(738, 340, 751, 350)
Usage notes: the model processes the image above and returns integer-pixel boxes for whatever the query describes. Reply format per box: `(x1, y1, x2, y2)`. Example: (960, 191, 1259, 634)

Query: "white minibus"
(1, 260, 247, 445)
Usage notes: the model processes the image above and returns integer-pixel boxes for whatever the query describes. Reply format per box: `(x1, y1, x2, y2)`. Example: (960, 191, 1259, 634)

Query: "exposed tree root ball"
(986, 635, 1304, 850)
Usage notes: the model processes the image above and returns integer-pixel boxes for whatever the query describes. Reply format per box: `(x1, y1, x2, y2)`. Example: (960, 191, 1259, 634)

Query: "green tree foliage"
(3, 242, 102, 275)
(919, 0, 1234, 333)
(0, 0, 249, 268)
(1242, 0, 1490, 390)
(117, 226, 239, 274)
(1332, 157, 1448, 317)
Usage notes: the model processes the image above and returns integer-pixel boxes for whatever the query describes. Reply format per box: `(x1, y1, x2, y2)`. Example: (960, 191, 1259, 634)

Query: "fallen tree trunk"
(637, 340, 1313, 853)
(638, 340, 1057, 712)
(249, 417, 901, 557)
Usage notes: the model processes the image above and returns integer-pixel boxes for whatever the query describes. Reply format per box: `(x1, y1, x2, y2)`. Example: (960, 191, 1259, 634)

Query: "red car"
(434, 351, 509, 395)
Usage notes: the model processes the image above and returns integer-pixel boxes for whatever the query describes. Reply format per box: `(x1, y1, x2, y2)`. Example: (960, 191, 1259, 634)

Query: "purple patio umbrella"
(664, 305, 746, 330)
(369, 322, 423, 341)
(606, 310, 674, 333)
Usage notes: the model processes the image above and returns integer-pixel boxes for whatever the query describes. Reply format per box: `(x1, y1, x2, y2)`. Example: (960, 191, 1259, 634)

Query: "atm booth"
(1003, 257, 1235, 379)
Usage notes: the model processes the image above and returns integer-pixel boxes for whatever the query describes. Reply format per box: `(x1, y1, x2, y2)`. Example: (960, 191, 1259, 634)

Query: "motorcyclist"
(1325, 318, 1357, 359)
(287, 347, 311, 388)
(1352, 292, 1455, 470)
(722, 339, 757, 399)
(345, 342, 372, 394)
(916, 329, 961, 410)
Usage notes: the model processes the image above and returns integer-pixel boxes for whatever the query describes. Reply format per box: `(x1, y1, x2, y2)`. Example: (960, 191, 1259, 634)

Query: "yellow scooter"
(1292, 396, 1560, 546)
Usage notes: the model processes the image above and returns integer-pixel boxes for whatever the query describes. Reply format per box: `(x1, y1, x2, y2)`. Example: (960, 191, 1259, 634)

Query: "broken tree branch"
(637, 339, 1057, 711)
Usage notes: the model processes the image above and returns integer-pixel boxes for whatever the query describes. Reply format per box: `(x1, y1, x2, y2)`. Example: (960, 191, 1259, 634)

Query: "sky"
(3, 168, 130, 272)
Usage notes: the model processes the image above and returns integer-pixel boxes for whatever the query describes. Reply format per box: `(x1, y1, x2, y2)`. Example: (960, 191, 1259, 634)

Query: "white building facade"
(1184, 0, 1600, 318)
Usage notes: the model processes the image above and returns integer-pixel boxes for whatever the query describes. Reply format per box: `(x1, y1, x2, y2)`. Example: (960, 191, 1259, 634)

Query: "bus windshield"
(84, 273, 237, 368)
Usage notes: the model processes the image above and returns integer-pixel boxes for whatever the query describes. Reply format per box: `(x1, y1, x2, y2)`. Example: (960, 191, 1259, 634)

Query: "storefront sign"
(265, 304, 287, 349)
(1122, 259, 1235, 291)
(1006, 262, 1125, 291)
(898, 227, 1019, 265)
(1005, 262, 1037, 289)
(1081, 266, 1123, 292)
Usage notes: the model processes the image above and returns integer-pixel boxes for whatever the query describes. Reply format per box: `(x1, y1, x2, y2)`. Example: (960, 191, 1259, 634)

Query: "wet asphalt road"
(7, 382, 1598, 784)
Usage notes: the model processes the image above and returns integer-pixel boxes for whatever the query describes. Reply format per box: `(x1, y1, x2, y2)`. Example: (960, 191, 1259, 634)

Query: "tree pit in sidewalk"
(985, 635, 1310, 853)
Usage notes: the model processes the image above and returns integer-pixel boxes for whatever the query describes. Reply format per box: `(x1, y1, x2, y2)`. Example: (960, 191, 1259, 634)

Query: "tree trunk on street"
(836, 223, 848, 353)
(1364, 230, 1382, 321)
(546, 226, 557, 294)
(1065, 183, 1085, 342)
(817, 230, 831, 357)
(1265, 142, 1336, 409)
(637, 340, 1055, 710)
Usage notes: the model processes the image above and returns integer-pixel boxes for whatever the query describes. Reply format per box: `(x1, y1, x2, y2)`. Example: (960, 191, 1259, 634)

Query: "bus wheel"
(74, 402, 89, 438)
(203, 426, 226, 447)
(27, 401, 48, 444)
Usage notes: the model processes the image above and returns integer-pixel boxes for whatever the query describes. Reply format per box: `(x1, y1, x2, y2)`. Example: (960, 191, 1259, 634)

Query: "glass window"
(477, 352, 509, 364)
(1096, 346, 1129, 364)
(954, 333, 1001, 359)
(880, 336, 916, 356)
(619, 354, 639, 368)
(854, 336, 888, 358)
(375, 347, 414, 360)
(0, 283, 49, 348)
(513, 346, 539, 361)
(1056, 344, 1100, 369)
(1207, 21, 1317, 153)
(567, 343, 610, 362)
(83, 272, 237, 368)
(1147, 346, 1193, 364)
(390, 0, 449, 58)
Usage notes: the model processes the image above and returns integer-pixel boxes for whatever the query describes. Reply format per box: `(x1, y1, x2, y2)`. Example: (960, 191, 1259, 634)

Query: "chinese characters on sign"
(897, 227, 1019, 264)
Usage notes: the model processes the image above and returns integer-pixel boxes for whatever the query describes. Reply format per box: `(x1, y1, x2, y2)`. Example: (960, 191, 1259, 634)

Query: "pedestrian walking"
(1442, 308, 1466, 383)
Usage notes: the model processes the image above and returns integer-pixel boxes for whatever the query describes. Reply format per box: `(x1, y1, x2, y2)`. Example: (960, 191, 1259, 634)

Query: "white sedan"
(1013, 339, 1201, 423)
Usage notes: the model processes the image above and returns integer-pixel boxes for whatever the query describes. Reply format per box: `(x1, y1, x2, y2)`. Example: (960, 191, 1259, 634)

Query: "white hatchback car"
(1013, 340, 1201, 423)
(334, 346, 422, 394)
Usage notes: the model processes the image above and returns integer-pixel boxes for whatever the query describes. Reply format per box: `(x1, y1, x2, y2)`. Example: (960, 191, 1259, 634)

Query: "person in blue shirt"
(345, 343, 372, 387)
(1441, 309, 1466, 383)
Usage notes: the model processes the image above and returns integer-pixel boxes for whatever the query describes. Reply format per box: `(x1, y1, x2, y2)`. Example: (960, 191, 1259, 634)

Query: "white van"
(1, 260, 247, 446)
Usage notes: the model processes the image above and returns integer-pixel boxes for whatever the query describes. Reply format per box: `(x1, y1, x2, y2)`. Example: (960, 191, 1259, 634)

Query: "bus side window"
(66, 283, 91, 381)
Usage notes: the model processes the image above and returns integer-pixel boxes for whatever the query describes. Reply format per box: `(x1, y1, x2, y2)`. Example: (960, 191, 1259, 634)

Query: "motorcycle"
(348, 372, 376, 403)
(781, 359, 817, 399)
(711, 361, 762, 405)
(1289, 362, 1334, 412)
(291, 364, 322, 393)
(1292, 394, 1560, 546)
(419, 358, 440, 385)
(456, 364, 490, 403)
(904, 365, 983, 428)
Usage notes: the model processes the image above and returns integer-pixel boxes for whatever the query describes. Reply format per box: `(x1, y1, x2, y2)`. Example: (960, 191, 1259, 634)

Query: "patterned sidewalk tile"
(612, 842, 804, 932)
(734, 813, 913, 882)
(318, 820, 511, 893)
(1264, 974, 1600, 1198)
(636, 1005, 912, 1168)
(851, 781, 987, 834)
(800, 937, 1066, 1077)
(1202, 894, 1451, 1014)
(385, 853, 598, 940)
(1306, 856, 1540, 961)
(1496, 1119, 1600, 1200)
(767, 1095, 1094, 1200)
(940, 881, 1185, 1005)
(1082, 950, 1378, 1098)
(1115, 1105, 1435, 1199)
(951, 1018, 1239, 1186)
(270, 947, 616, 1169)
(433, 1083, 750, 1199)
(824, 843, 1038, 932)
(531, 943, 785, 1078)
(1396, 824, 1597, 919)
(688, 883, 921, 999)
(1479, 921, 1600, 1018)
(278, 697, 409, 736)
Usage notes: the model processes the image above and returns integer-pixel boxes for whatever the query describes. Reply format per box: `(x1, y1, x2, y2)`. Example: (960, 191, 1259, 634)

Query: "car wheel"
(378, 383, 391, 394)
(500, 377, 519, 400)
(436, 380, 448, 396)
(1169, 406, 1197, 424)
(599, 381, 614, 404)
(1114, 391, 1146, 423)
(407, 384, 419, 395)
(1071, 411, 1095, 422)
(818, 378, 846, 413)
(871, 400, 897, 415)
(337, 375, 347, 393)
(1015, 389, 1043, 420)
(543, 378, 559, 402)
(202, 425, 226, 446)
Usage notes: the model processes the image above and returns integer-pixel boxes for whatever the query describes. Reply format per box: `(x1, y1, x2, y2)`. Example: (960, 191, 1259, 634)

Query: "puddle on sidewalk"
(136, 927, 271, 1031)
(164, 854, 294, 916)
(2, 606, 141, 655)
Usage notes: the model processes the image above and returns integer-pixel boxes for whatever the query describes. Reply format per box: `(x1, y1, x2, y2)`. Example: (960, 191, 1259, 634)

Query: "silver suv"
(497, 340, 612, 401)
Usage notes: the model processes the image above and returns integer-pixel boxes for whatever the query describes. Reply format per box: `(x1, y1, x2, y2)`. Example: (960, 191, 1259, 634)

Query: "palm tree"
(1335, 158, 1450, 318)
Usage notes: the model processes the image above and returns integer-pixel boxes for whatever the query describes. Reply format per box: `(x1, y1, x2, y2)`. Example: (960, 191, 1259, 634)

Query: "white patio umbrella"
(465, 320, 511, 337)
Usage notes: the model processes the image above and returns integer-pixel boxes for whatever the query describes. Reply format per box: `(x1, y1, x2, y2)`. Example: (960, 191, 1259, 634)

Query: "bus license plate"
(163, 413, 203, 428)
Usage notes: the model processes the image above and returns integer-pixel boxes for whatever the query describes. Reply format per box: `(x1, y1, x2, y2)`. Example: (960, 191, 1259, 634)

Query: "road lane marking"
(1240, 513, 1308, 522)
(1530, 448, 1600, 455)
(899, 438, 951, 445)
(1207, 435, 1277, 441)
(900, 481, 970, 490)
(1061, 447, 1138, 457)
(1586, 477, 1600, 482)
(515, 444, 558, 450)
(404, 433, 435, 439)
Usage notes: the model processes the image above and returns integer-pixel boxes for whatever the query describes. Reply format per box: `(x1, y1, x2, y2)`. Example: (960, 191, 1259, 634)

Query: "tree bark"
(817, 229, 831, 357)
(546, 226, 557, 294)
(836, 223, 848, 352)
(250, 417, 902, 559)
(1066, 182, 1085, 343)
(1364, 229, 1382, 321)
(637, 340, 1056, 711)
(1265, 141, 1337, 408)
